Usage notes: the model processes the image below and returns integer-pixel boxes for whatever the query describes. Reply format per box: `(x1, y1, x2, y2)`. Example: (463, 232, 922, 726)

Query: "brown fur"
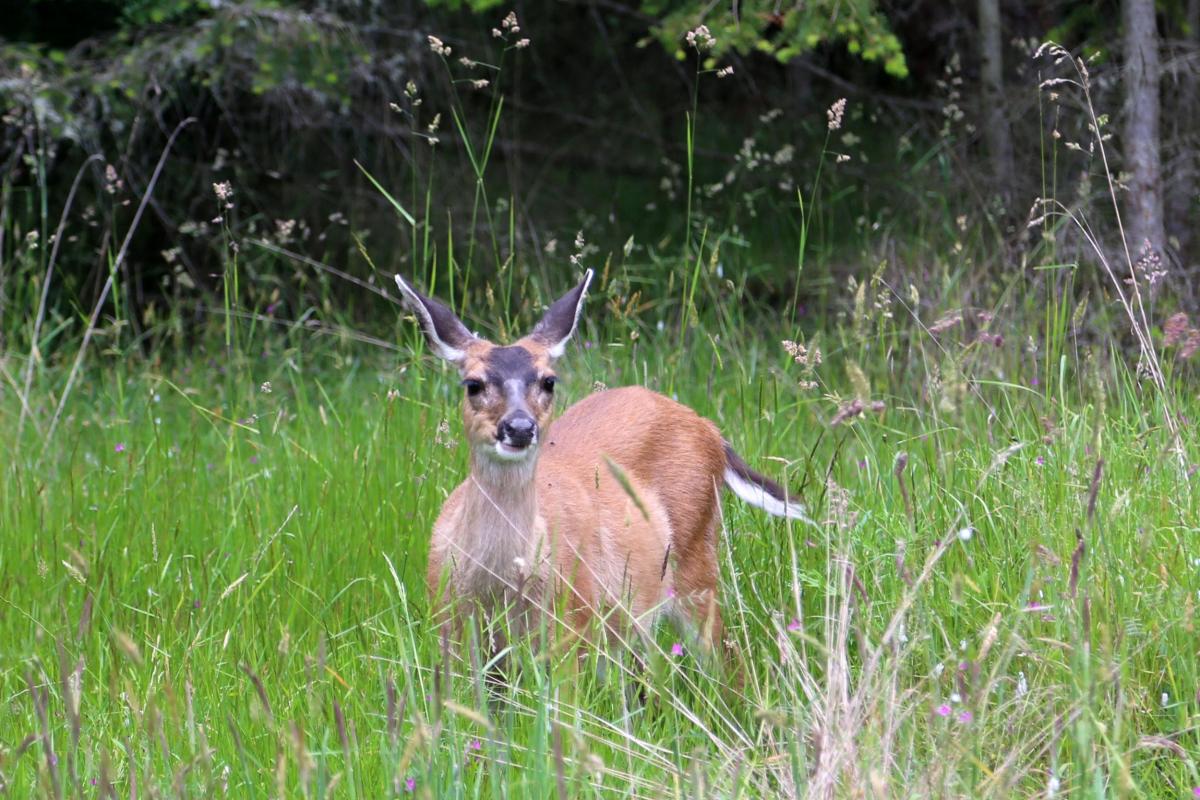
(427, 356, 730, 649)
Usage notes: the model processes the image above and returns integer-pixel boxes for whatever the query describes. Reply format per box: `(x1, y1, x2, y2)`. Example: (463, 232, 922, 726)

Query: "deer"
(394, 268, 807, 658)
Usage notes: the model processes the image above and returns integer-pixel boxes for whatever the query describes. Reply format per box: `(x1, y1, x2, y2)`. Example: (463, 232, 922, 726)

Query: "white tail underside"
(723, 468, 812, 522)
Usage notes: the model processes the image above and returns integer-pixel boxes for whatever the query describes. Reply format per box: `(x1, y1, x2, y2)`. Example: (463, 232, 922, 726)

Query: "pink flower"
(787, 618, 801, 633)
(405, 777, 415, 792)
(957, 710, 973, 724)
(114, 443, 126, 453)
(670, 642, 684, 657)
(935, 704, 951, 717)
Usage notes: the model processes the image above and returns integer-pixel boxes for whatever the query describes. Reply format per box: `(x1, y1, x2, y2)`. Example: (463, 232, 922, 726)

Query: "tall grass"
(2, 26, 1198, 799)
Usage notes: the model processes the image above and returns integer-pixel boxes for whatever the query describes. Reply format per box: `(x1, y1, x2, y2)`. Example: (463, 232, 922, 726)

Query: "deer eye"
(462, 379, 484, 397)
(540, 376, 557, 394)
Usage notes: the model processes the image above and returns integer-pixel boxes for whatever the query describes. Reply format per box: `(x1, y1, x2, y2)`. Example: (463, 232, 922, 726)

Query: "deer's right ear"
(394, 274, 476, 364)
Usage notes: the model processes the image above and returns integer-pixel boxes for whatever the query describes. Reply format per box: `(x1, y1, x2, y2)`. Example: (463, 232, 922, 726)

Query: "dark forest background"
(1, 0, 1197, 348)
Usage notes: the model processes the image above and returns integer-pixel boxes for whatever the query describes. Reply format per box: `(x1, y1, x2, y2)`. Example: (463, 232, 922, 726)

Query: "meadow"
(3, 31, 1200, 799)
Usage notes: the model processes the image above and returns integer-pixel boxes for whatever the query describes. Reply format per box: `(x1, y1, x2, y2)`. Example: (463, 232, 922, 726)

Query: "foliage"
(650, 0, 907, 77)
(420, 0, 908, 77)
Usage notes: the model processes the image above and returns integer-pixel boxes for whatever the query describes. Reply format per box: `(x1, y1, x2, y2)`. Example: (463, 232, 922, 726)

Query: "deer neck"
(458, 449, 545, 593)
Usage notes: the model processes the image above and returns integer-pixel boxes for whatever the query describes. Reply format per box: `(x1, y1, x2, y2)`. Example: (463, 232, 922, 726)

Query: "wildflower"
(1184, 329, 1200, 359)
(957, 710, 973, 724)
(827, 98, 847, 131)
(1034, 456, 1045, 466)
(1132, 239, 1166, 286)
(104, 164, 121, 194)
(427, 35, 452, 57)
(670, 642, 684, 657)
(830, 398, 864, 426)
(114, 443, 126, 453)
(787, 618, 801, 632)
(212, 181, 234, 208)
(716, 65, 734, 78)
(405, 776, 416, 792)
(957, 527, 974, 542)
(1164, 312, 1191, 346)
(685, 24, 715, 51)
(260, 381, 272, 394)
(935, 704, 951, 717)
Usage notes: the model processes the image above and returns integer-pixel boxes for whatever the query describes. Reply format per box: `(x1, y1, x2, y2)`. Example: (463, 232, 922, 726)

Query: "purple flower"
(114, 443, 126, 453)
(857, 459, 867, 470)
(1192, 788, 1200, 798)
(469, 738, 482, 751)
(787, 618, 802, 633)
(249, 455, 259, 464)
(1030, 376, 1040, 388)
(193, 600, 201, 609)
(405, 777, 415, 792)
(266, 302, 279, 315)
(670, 642, 684, 657)
(935, 704, 951, 717)
(957, 710, 973, 724)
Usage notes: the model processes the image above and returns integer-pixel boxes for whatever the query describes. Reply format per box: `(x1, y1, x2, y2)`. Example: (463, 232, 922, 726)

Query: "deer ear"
(528, 269, 593, 359)
(394, 274, 476, 364)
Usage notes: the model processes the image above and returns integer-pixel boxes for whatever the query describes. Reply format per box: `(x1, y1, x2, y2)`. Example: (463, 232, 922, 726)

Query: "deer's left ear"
(527, 269, 593, 359)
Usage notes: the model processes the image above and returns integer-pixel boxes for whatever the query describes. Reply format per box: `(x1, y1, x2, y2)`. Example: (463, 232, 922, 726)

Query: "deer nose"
(498, 414, 536, 448)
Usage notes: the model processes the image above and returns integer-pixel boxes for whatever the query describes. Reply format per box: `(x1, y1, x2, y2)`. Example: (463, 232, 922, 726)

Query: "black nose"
(499, 415, 536, 447)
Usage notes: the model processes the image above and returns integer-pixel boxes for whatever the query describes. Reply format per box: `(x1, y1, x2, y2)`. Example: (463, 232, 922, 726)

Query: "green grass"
(2, 280, 1199, 796)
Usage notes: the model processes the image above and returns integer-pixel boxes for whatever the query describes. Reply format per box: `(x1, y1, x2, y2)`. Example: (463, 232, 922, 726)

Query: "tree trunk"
(978, 0, 1014, 203)
(1165, 0, 1198, 258)
(1122, 0, 1165, 262)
